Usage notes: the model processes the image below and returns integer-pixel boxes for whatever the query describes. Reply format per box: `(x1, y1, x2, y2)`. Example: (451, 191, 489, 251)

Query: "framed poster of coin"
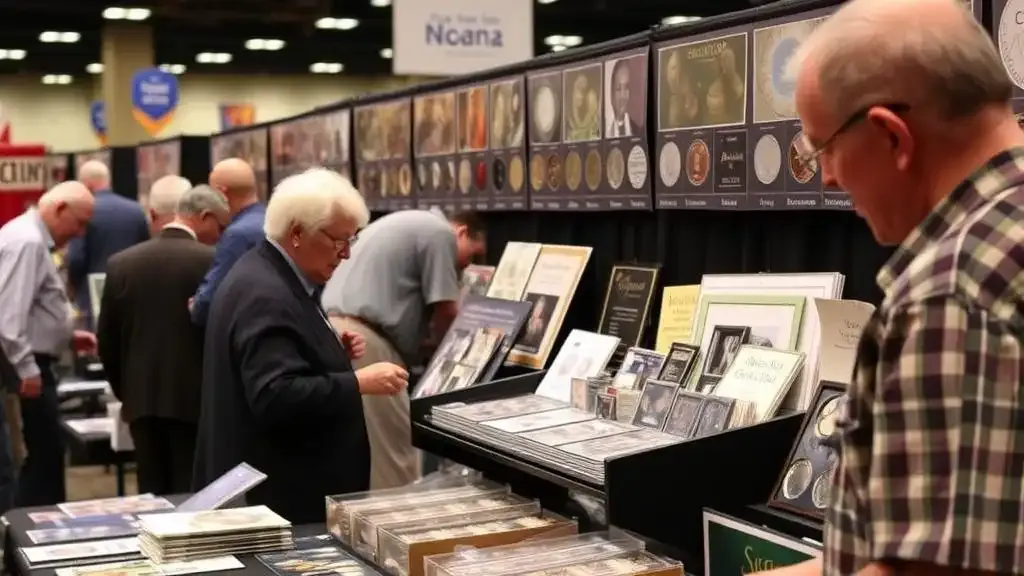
(355, 97, 413, 211)
(211, 126, 270, 202)
(454, 84, 494, 211)
(269, 108, 351, 191)
(748, 10, 831, 210)
(601, 46, 652, 210)
(655, 29, 750, 209)
(488, 76, 528, 210)
(527, 69, 565, 209)
(768, 380, 846, 521)
(413, 90, 457, 211)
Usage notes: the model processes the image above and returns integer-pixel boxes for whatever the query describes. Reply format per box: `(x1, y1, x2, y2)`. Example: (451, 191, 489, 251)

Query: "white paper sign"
(393, 0, 534, 76)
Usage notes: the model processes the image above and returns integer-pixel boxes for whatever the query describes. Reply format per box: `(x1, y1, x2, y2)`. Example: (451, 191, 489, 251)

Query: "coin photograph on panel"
(607, 147, 626, 189)
(417, 162, 428, 190)
(627, 145, 648, 189)
(490, 79, 525, 149)
(632, 381, 676, 430)
(753, 17, 826, 123)
(399, 164, 412, 196)
(563, 63, 603, 142)
(565, 151, 582, 191)
(663, 392, 701, 438)
(547, 153, 564, 190)
(788, 130, 817, 184)
(782, 458, 813, 499)
(430, 161, 442, 190)
(492, 158, 506, 190)
(414, 92, 456, 157)
(458, 86, 488, 152)
(686, 139, 710, 186)
(658, 33, 748, 131)
(382, 101, 411, 159)
(999, 0, 1024, 90)
(604, 53, 648, 139)
(529, 72, 563, 144)
(355, 106, 383, 161)
(474, 159, 488, 191)
(458, 158, 472, 194)
(530, 153, 547, 190)
(753, 133, 783, 185)
(509, 155, 525, 192)
(584, 149, 602, 191)
(659, 141, 681, 187)
(445, 159, 456, 191)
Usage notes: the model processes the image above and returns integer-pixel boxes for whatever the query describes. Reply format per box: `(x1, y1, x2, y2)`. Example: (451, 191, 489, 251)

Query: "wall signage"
(89, 101, 107, 145)
(130, 68, 180, 137)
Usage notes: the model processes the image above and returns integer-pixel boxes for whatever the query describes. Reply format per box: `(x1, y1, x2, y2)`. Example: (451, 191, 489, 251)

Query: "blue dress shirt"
(191, 203, 266, 325)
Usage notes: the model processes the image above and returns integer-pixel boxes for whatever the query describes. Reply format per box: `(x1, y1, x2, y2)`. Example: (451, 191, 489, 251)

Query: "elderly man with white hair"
(65, 160, 149, 327)
(145, 174, 192, 233)
(193, 168, 407, 523)
(756, 1, 1024, 576)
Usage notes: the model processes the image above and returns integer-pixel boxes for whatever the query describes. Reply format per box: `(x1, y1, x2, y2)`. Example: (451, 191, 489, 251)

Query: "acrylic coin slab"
(768, 380, 847, 521)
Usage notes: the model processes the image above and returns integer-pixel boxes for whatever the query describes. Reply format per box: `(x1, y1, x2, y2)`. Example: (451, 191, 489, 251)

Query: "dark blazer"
(97, 227, 213, 424)
(192, 240, 368, 524)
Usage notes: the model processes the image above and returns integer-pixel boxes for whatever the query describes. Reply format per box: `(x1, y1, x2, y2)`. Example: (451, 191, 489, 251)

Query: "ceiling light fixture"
(310, 62, 344, 74)
(42, 74, 72, 85)
(537, 0, 559, 4)
(196, 52, 232, 64)
(86, 62, 104, 73)
(370, 0, 392, 6)
(244, 38, 286, 51)
(159, 63, 186, 74)
(543, 34, 583, 48)
(550, 45, 567, 52)
(315, 17, 360, 30)
(39, 31, 81, 43)
(661, 15, 701, 26)
(379, 47, 393, 59)
(0, 49, 26, 60)
(102, 7, 152, 20)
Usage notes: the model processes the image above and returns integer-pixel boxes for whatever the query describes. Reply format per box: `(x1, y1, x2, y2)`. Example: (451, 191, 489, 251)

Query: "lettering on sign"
(0, 158, 47, 190)
(744, 545, 775, 573)
(425, 13, 504, 48)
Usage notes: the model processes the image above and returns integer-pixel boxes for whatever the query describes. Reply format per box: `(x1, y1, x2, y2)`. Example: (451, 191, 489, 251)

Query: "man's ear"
(148, 209, 159, 223)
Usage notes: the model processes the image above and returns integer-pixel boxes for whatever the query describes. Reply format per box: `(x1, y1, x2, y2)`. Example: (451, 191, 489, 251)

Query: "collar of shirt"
(266, 237, 317, 297)
(162, 222, 197, 240)
(428, 206, 447, 221)
(28, 208, 55, 251)
(876, 146, 1024, 292)
(230, 202, 265, 227)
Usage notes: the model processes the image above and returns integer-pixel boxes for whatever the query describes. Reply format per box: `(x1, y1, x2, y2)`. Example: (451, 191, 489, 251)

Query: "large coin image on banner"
(686, 139, 710, 186)
(529, 72, 563, 144)
(659, 142, 681, 187)
(458, 86, 488, 152)
(788, 130, 818, 184)
(563, 63, 602, 143)
(658, 33, 748, 130)
(604, 54, 648, 139)
(1000, 0, 1024, 90)
(754, 134, 782, 185)
(490, 79, 525, 149)
(414, 92, 456, 157)
(753, 17, 826, 123)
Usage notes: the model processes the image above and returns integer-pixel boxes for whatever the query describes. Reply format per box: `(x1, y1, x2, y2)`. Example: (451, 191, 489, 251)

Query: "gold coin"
(458, 158, 472, 194)
(564, 152, 582, 191)
(546, 154, 563, 190)
(529, 153, 546, 191)
(509, 155, 525, 193)
(584, 149, 602, 191)
(815, 396, 841, 439)
(398, 163, 412, 196)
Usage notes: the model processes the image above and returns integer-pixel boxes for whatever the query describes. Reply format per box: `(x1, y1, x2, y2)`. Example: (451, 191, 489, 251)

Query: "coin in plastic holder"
(781, 458, 813, 499)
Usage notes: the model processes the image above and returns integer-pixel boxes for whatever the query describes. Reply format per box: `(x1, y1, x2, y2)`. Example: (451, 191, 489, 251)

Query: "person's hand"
(355, 362, 409, 395)
(19, 376, 41, 399)
(339, 330, 366, 360)
(72, 330, 97, 355)
(187, 297, 195, 313)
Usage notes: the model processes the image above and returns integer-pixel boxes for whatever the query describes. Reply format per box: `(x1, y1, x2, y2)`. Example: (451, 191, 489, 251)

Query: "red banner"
(0, 144, 47, 227)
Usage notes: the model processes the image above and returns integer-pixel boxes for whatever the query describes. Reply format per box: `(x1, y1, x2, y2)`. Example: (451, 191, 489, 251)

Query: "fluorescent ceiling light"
(39, 31, 80, 43)
(661, 15, 701, 26)
(245, 38, 285, 51)
(544, 34, 582, 47)
(0, 49, 26, 60)
(315, 17, 359, 30)
(379, 47, 393, 59)
(42, 74, 72, 85)
(86, 62, 104, 73)
(159, 63, 186, 74)
(550, 45, 567, 52)
(196, 52, 232, 64)
(103, 7, 151, 20)
(310, 62, 344, 74)
(370, 0, 391, 6)
(537, 0, 559, 4)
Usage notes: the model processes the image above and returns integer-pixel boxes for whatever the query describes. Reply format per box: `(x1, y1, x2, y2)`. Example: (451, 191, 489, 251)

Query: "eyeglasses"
(319, 229, 357, 251)
(793, 102, 911, 171)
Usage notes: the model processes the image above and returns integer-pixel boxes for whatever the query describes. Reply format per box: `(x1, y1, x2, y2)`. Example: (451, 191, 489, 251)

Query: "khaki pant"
(329, 316, 421, 490)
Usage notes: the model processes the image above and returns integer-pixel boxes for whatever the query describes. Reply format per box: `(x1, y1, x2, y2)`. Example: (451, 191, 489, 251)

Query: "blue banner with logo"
(89, 101, 107, 145)
(130, 68, 179, 137)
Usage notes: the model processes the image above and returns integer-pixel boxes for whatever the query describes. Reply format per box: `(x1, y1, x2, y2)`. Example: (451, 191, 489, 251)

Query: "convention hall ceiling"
(0, 0, 762, 78)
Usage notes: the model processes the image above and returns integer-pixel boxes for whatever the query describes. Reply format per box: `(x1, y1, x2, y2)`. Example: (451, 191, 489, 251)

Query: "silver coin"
(753, 134, 782, 185)
(781, 458, 813, 500)
(811, 467, 833, 509)
(659, 141, 681, 187)
(430, 161, 442, 190)
(533, 85, 557, 139)
(999, 0, 1024, 90)
(627, 145, 648, 189)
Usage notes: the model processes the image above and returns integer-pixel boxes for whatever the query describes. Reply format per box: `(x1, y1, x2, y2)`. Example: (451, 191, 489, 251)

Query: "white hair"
(78, 160, 110, 188)
(148, 175, 192, 217)
(177, 184, 229, 216)
(263, 168, 369, 241)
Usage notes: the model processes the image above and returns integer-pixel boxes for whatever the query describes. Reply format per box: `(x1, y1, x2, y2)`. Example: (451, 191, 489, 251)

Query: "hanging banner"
(392, 0, 533, 76)
(219, 103, 256, 131)
(130, 68, 180, 137)
(0, 144, 47, 227)
(89, 101, 107, 145)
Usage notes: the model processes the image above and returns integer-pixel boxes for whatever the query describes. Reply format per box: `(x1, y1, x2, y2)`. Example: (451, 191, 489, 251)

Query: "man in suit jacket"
(607, 58, 642, 139)
(193, 168, 408, 523)
(98, 184, 229, 496)
(66, 160, 150, 328)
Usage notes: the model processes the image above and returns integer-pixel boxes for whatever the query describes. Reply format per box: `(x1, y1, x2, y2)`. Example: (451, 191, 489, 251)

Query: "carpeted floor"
(66, 464, 139, 501)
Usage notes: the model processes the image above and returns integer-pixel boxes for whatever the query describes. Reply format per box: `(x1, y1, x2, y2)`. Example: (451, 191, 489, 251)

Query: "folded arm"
(0, 243, 43, 380)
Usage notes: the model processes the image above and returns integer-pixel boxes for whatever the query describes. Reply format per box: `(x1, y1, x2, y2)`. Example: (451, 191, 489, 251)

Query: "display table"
(60, 417, 132, 496)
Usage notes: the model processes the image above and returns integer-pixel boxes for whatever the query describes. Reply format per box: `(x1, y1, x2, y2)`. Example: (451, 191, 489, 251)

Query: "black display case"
(411, 371, 802, 569)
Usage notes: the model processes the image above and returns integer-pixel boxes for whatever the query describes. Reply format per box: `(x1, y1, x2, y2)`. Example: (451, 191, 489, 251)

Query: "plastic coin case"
(768, 380, 846, 521)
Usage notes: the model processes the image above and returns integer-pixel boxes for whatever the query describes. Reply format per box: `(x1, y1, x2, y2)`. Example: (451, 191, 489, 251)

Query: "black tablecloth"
(1, 494, 352, 575)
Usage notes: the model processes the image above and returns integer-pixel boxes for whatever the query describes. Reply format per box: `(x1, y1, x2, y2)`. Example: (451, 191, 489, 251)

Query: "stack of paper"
(137, 505, 293, 563)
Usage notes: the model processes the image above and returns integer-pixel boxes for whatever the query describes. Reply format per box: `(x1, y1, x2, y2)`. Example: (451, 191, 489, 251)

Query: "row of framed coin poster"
(210, 127, 270, 202)
(269, 108, 351, 188)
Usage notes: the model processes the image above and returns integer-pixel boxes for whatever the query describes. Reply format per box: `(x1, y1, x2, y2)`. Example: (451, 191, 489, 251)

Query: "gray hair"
(789, 0, 1011, 121)
(264, 168, 369, 241)
(177, 184, 229, 217)
(78, 160, 110, 188)
(149, 175, 192, 217)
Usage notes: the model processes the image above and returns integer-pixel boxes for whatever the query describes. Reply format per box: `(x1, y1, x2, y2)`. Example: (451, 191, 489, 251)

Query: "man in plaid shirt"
(756, 0, 1024, 575)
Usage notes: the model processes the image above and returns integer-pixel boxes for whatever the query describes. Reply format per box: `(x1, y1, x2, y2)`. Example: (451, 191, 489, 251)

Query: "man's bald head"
(791, 0, 1009, 122)
(209, 158, 258, 212)
(38, 181, 95, 247)
(77, 160, 111, 193)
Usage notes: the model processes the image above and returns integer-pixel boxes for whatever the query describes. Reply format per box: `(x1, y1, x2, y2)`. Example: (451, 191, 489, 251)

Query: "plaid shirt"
(824, 148, 1024, 575)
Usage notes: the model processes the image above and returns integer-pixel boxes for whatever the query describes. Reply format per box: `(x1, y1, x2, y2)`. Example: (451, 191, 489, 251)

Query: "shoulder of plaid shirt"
(758, 149, 1024, 576)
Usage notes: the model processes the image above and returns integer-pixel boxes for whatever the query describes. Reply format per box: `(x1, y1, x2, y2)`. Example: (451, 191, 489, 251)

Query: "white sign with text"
(393, 0, 533, 76)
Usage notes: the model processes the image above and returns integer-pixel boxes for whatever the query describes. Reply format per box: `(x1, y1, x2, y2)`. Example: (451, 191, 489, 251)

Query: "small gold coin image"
(584, 149, 602, 191)
(564, 151, 582, 191)
(529, 153, 546, 191)
(509, 155, 525, 193)
(546, 153, 563, 190)
(458, 158, 472, 194)
(606, 147, 625, 190)
(398, 163, 412, 196)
